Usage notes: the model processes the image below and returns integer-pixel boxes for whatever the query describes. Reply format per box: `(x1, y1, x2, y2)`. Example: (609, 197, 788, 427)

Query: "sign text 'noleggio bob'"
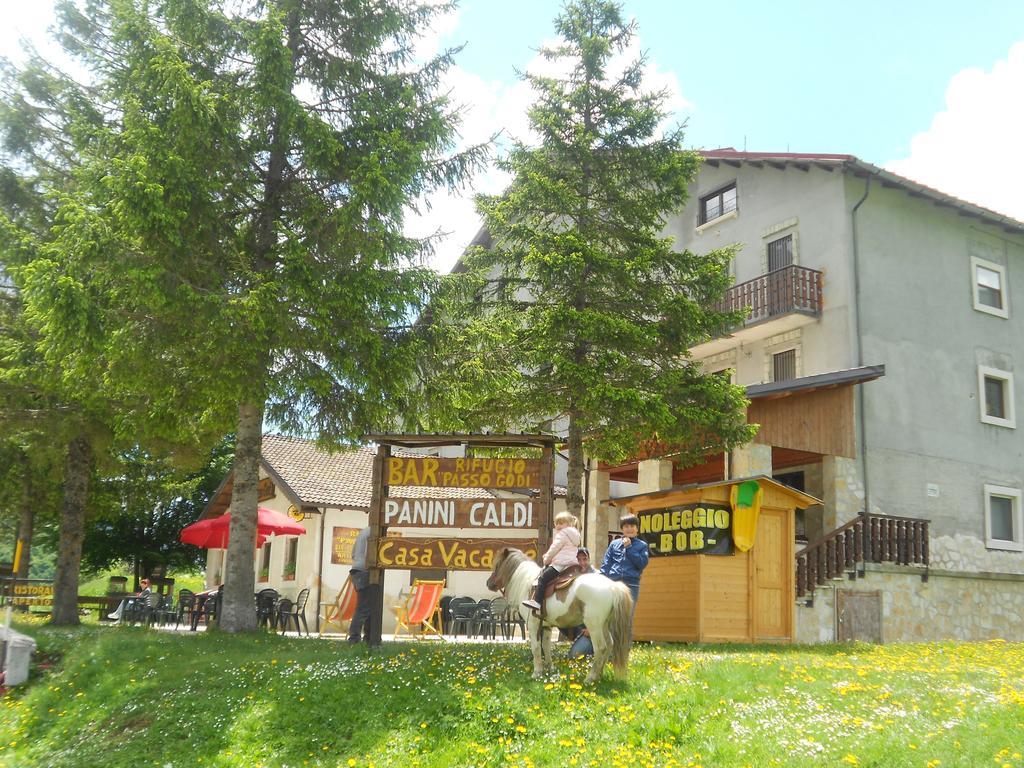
(637, 502, 733, 556)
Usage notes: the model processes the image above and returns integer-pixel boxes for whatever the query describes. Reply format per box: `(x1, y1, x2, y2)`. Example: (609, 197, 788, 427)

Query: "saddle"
(532, 564, 584, 608)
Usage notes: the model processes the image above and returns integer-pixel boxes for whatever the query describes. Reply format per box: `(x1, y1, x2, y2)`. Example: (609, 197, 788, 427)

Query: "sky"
(3, 0, 1023, 272)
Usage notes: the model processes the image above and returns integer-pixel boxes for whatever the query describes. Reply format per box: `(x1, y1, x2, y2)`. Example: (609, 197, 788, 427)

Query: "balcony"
(691, 264, 824, 357)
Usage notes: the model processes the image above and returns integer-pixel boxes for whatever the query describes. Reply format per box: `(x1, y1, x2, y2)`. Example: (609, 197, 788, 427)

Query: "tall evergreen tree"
(1, 1, 482, 629)
(428, 0, 755, 519)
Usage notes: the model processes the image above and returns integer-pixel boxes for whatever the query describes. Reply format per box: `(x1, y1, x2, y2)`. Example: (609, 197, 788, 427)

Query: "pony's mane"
(496, 547, 531, 587)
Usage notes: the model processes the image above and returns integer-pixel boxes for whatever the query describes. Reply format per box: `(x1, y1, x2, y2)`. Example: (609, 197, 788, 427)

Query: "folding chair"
(392, 579, 445, 641)
(318, 577, 357, 637)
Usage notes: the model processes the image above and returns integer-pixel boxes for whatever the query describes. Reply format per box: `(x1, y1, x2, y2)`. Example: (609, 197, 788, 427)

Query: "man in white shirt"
(347, 526, 381, 647)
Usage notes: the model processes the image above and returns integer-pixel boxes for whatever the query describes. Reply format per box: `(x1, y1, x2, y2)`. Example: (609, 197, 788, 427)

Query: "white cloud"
(886, 41, 1024, 221)
(0, 1, 60, 63)
(407, 17, 691, 273)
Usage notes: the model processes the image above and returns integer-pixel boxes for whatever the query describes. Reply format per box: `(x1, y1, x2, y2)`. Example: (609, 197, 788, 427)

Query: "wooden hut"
(615, 476, 820, 643)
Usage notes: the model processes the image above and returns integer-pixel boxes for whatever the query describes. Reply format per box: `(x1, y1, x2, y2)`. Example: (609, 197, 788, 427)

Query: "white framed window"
(971, 257, 1008, 318)
(258, 542, 272, 582)
(984, 484, 1022, 551)
(978, 366, 1016, 428)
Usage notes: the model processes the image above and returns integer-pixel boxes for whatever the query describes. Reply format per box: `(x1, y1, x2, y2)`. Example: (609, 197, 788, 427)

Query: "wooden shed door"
(836, 590, 882, 643)
(753, 508, 787, 639)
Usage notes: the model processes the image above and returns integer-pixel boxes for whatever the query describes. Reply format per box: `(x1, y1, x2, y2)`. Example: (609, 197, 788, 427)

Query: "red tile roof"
(260, 434, 495, 510)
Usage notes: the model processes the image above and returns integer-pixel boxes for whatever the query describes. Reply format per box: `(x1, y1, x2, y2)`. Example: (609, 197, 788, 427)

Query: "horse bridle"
(486, 551, 512, 595)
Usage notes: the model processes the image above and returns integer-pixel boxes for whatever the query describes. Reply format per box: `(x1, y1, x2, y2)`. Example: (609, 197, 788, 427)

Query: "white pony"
(485, 547, 634, 683)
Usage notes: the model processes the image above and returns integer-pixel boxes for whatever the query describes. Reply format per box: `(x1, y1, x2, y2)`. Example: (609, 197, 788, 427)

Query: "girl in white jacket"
(522, 511, 581, 611)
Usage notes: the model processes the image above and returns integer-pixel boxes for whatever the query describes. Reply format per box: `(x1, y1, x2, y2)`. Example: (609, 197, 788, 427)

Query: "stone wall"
(795, 563, 1024, 643)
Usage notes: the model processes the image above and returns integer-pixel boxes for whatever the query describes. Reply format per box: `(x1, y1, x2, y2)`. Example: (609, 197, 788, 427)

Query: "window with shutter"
(767, 234, 793, 272)
(772, 349, 796, 382)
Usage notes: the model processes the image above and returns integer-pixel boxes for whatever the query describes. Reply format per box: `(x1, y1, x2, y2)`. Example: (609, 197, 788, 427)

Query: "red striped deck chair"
(318, 576, 356, 637)
(392, 579, 446, 641)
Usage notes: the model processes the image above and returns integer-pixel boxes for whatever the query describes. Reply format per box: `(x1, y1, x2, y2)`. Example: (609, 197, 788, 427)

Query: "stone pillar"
(637, 459, 674, 494)
(729, 443, 772, 478)
(822, 455, 865, 532)
(585, 467, 612, 564)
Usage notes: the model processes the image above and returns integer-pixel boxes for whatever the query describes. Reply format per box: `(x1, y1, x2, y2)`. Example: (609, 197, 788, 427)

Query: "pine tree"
(1, 0, 482, 629)
(429, 0, 755, 519)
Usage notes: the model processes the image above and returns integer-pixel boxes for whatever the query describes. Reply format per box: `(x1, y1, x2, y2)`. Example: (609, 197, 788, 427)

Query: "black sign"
(637, 503, 733, 556)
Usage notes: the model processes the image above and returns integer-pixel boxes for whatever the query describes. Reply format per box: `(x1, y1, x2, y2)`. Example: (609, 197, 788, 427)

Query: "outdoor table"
(190, 589, 220, 631)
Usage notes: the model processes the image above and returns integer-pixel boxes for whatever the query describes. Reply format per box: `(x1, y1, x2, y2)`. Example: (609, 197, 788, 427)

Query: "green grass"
(77, 569, 208, 597)
(1, 618, 1022, 768)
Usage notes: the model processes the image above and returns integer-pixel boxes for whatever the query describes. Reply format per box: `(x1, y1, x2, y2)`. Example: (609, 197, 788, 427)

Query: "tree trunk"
(14, 452, 33, 580)
(219, 400, 262, 632)
(565, 413, 585, 522)
(51, 436, 92, 625)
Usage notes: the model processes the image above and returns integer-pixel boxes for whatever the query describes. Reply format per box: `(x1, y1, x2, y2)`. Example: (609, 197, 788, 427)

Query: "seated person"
(108, 578, 152, 622)
(567, 548, 596, 656)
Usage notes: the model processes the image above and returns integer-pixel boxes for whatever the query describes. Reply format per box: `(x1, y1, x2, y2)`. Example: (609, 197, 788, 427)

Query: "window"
(699, 183, 737, 225)
(978, 366, 1015, 428)
(767, 234, 794, 272)
(772, 349, 797, 382)
(984, 485, 1022, 551)
(971, 257, 1008, 318)
(259, 543, 271, 582)
(283, 537, 298, 580)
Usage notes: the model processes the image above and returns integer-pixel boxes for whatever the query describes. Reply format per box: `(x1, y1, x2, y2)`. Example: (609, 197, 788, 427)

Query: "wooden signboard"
(330, 526, 361, 565)
(10, 581, 54, 605)
(382, 497, 546, 529)
(376, 537, 538, 571)
(386, 457, 543, 489)
(366, 435, 556, 584)
(257, 477, 276, 502)
(637, 502, 733, 556)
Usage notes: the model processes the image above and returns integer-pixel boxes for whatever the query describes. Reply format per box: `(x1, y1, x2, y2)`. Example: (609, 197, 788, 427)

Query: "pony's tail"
(608, 583, 634, 678)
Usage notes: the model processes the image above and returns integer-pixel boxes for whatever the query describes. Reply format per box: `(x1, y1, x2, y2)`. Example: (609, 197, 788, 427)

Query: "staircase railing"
(795, 513, 929, 600)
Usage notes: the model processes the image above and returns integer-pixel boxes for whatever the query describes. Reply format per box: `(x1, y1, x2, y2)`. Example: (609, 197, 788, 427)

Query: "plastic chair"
(125, 592, 161, 625)
(319, 577, 356, 637)
(504, 600, 527, 640)
(152, 594, 175, 626)
(481, 597, 510, 640)
(438, 595, 453, 634)
(255, 588, 280, 630)
(448, 598, 477, 637)
(470, 599, 493, 638)
(191, 587, 221, 631)
(392, 580, 445, 641)
(173, 590, 195, 629)
(278, 588, 311, 636)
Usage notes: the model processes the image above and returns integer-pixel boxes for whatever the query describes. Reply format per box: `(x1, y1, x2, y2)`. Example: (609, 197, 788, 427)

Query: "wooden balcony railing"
(717, 264, 823, 325)
(795, 513, 929, 600)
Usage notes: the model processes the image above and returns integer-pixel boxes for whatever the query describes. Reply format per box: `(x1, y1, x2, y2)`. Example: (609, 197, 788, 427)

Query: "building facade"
(629, 150, 1024, 642)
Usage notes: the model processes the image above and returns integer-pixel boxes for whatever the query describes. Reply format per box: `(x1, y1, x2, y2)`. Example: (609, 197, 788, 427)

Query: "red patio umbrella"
(180, 507, 306, 549)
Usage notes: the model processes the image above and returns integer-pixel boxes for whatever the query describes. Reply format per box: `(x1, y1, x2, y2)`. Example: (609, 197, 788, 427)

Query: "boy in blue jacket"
(600, 513, 650, 613)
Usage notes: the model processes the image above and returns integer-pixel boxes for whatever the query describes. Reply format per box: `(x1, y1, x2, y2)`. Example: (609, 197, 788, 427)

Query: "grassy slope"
(77, 570, 208, 597)
(1, 619, 1022, 768)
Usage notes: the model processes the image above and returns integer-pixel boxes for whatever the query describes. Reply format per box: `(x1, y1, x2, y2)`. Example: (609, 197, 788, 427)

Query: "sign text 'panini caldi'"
(386, 457, 542, 489)
(383, 498, 543, 529)
(375, 537, 537, 571)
